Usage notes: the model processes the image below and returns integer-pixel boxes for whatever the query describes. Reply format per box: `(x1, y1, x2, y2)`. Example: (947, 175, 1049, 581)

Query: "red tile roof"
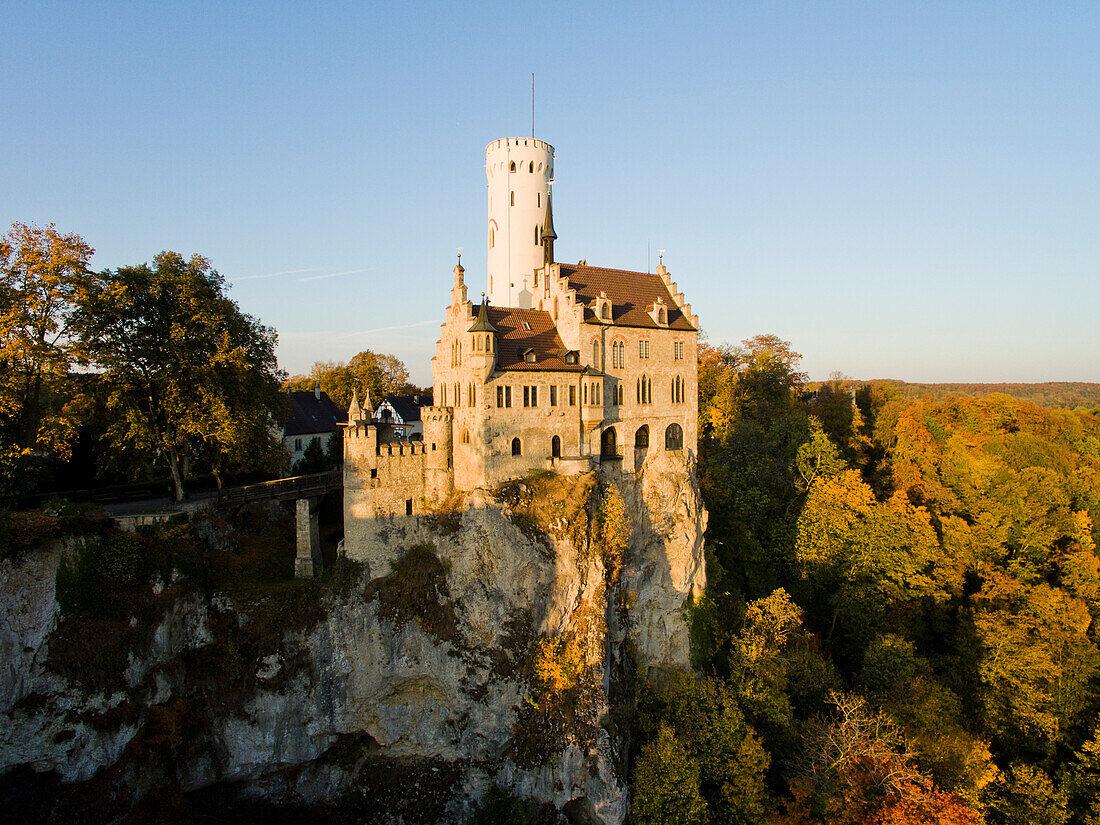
(487, 307, 585, 372)
(558, 263, 695, 331)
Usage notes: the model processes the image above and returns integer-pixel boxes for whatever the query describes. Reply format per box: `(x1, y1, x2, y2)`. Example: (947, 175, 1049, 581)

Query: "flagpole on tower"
(531, 73, 535, 138)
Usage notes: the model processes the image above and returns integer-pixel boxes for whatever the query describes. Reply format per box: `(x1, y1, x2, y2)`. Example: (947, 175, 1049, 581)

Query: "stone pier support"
(295, 497, 322, 578)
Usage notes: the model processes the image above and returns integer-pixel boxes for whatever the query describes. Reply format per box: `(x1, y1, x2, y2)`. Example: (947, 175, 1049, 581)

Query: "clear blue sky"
(4, 2, 1098, 385)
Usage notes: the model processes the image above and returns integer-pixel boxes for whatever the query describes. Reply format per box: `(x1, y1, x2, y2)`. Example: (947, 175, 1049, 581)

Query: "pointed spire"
(348, 388, 363, 423)
(468, 297, 497, 332)
(541, 191, 556, 266)
(542, 191, 556, 240)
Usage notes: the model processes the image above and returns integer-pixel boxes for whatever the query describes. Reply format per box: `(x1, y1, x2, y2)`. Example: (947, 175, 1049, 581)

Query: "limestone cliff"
(0, 455, 705, 823)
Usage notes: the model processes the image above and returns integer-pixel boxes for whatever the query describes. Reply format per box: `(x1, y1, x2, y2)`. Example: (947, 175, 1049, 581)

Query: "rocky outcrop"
(0, 457, 705, 823)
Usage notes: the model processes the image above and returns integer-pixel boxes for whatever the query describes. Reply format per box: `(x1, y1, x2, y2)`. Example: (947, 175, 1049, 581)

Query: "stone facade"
(343, 139, 701, 548)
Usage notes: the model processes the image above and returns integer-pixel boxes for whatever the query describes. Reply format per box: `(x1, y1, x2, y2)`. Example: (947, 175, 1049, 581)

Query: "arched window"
(601, 427, 617, 458)
(658, 308, 666, 323)
(665, 423, 683, 451)
(601, 303, 610, 319)
(615, 383, 623, 405)
(635, 425, 649, 449)
(551, 435, 561, 458)
(593, 338, 600, 367)
(486, 334, 492, 352)
(528, 161, 534, 172)
(511, 437, 522, 456)
(510, 191, 515, 206)
(509, 161, 516, 172)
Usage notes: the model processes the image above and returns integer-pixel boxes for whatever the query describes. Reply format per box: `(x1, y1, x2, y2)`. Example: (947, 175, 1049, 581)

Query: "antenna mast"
(531, 73, 535, 138)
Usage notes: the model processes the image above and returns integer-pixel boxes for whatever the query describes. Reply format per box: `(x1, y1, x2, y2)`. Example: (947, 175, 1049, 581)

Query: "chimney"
(313, 383, 321, 400)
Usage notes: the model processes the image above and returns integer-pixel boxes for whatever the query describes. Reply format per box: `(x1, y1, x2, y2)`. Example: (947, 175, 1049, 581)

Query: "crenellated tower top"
(485, 138, 555, 309)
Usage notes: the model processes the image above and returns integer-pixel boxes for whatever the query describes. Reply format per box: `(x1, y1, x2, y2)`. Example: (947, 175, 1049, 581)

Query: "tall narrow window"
(531, 386, 538, 407)
(505, 386, 512, 407)
(552, 435, 561, 458)
(523, 386, 530, 407)
(510, 191, 515, 206)
(497, 386, 504, 408)
(569, 385, 576, 405)
(509, 161, 516, 172)
(489, 226, 495, 249)
(550, 385, 557, 406)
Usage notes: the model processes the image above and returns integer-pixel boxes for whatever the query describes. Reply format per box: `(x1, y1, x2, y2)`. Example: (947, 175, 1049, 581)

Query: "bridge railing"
(215, 470, 342, 506)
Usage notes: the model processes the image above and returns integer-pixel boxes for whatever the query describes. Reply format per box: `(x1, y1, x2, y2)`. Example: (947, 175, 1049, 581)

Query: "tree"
(72, 252, 285, 500)
(631, 723, 708, 825)
(0, 223, 93, 472)
(776, 692, 979, 825)
(283, 350, 415, 410)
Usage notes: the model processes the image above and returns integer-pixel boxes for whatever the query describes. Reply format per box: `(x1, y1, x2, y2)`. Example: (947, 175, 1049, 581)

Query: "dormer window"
(522, 320, 532, 330)
(649, 297, 669, 327)
(593, 291, 612, 323)
(565, 351, 578, 365)
(523, 348, 536, 364)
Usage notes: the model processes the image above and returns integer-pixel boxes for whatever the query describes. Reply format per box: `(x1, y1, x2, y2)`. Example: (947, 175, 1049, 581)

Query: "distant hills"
(851, 380, 1100, 410)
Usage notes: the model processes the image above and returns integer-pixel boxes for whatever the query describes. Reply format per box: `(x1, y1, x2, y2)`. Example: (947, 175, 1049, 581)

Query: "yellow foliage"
(598, 484, 630, 583)
(531, 632, 586, 696)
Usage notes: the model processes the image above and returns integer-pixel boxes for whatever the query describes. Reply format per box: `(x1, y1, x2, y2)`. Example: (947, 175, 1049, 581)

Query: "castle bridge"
(215, 470, 342, 578)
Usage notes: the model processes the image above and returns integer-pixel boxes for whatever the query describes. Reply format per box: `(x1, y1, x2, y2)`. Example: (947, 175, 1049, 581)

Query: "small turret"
(451, 259, 468, 310)
(468, 297, 497, 381)
(348, 387, 373, 426)
(541, 191, 556, 266)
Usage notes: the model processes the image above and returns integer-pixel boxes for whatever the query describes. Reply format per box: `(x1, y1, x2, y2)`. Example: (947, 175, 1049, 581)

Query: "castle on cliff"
(343, 138, 700, 527)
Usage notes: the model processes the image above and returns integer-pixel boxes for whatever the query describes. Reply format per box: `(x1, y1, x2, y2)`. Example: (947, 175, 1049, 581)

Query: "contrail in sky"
(348, 319, 438, 336)
(297, 268, 368, 282)
(231, 267, 318, 281)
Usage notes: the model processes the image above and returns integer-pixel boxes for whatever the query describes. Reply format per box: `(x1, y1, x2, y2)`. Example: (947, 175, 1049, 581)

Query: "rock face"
(0, 456, 705, 823)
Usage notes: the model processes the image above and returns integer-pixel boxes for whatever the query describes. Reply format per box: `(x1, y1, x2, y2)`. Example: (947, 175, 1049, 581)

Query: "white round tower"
(485, 137, 554, 308)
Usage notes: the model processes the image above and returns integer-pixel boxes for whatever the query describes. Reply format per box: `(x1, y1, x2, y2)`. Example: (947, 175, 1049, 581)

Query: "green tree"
(631, 723, 708, 825)
(72, 252, 285, 499)
(292, 436, 326, 475)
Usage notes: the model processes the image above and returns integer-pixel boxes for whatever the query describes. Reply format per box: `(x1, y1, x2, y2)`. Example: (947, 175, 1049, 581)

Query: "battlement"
(485, 137, 555, 156)
(376, 441, 426, 457)
(421, 405, 454, 423)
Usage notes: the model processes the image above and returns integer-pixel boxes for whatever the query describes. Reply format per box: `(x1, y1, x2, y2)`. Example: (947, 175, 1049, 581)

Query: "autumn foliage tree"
(284, 350, 416, 410)
(0, 223, 94, 495)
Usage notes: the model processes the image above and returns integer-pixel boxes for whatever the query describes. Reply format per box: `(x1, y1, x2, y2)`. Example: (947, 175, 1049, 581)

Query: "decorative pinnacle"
(658, 249, 665, 264)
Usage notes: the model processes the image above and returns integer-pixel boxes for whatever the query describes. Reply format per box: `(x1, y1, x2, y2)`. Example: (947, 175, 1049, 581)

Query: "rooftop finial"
(658, 249, 665, 264)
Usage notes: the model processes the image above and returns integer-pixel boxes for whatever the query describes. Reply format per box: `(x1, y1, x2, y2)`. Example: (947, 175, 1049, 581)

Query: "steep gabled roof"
(284, 390, 347, 437)
(558, 263, 696, 330)
(487, 307, 585, 372)
(377, 394, 425, 423)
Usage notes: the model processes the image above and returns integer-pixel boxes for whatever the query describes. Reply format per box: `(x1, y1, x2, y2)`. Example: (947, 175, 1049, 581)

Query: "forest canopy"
(632, 338, 1100, 825)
